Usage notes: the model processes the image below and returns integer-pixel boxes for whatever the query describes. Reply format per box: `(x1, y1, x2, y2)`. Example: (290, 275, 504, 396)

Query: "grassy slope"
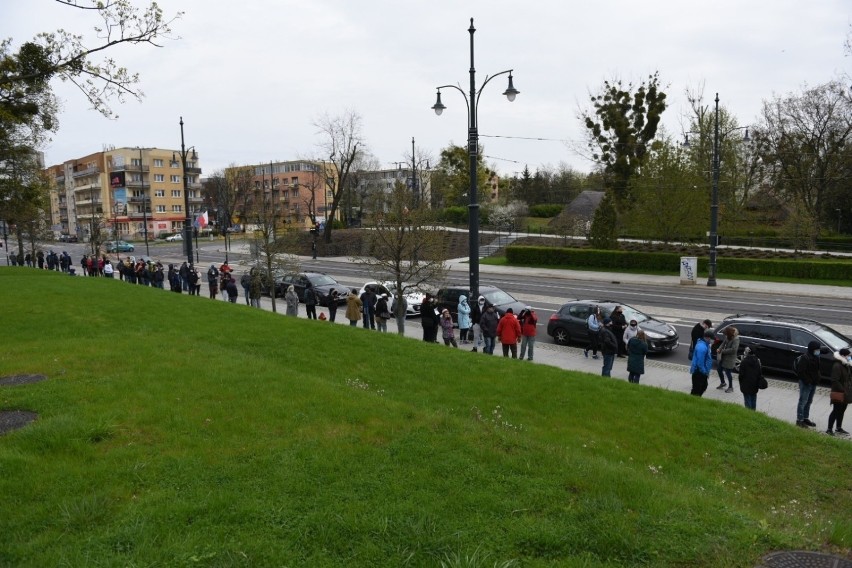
(0, 268, 850, 567)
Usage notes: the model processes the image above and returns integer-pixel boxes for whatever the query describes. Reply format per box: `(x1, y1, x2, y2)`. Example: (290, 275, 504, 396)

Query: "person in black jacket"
(610, 305, 628, 357)
(737, 347, 763, 410)
(598, 318, 619, 377)
(690, 319, 713, 359)
(795, 340, 825, 428)
(470, 295, 485, 352)
(420, 294, 439, 343)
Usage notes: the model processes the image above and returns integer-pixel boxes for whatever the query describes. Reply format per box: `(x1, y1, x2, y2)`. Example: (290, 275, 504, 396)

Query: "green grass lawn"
(1, 268, 850, 567)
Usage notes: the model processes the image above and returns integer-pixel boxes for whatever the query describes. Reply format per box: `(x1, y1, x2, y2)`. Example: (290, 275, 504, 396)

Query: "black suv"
(434, 285, 526, 322)
(713, 314, 851, 381)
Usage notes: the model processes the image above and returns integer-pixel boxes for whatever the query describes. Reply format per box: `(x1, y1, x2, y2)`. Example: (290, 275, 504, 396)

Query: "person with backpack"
(827, 348, 852, 436)
(795, 341, 825, 428)
(206, 264, 219, 299)
(584, 305, 602, 360)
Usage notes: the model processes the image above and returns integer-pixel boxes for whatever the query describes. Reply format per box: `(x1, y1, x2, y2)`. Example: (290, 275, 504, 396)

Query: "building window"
(154, 174, 164, 182)
(153, 159, 163, 167)
(154, 190, 165, 197)
(170, 160, 180, 168)
(172, 205, 182, 213)
(131, 158, 142, 166)
(171, 175, 180, 183)
(130, 173, 143, 182)
(157, 205, 166, 213)
(171, 190, 181, 198)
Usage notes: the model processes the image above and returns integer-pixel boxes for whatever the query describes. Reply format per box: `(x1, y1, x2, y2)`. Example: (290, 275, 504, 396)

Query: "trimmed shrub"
(529, 204, 564, 218)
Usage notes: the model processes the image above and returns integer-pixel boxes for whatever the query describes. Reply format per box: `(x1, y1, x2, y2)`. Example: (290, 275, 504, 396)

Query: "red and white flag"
(194, 211, 209, 229)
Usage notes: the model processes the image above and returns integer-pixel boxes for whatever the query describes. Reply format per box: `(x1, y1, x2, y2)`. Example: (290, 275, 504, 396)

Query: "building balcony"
(128, 196, 151, 203)
(125, 181, 151, 189)
(185, 167, 202, 175)
(55, 175, 65, 183)
(74, 182, 101, 192)
(188, 195, 205, 204)
(72, 166, 100, 178)
(75, 197, 103, 207)
(109, 164, 149, 172)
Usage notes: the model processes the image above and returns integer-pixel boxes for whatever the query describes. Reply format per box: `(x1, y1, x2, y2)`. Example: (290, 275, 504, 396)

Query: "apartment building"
(228, 160, 338, 229)
(48, 147, 202, 240)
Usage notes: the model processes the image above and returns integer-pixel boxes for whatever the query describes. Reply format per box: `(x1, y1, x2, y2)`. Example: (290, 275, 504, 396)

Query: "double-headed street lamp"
(684, 93, 749, 287)
(175, 117, 197, 266)
(432, 17, 519, 302)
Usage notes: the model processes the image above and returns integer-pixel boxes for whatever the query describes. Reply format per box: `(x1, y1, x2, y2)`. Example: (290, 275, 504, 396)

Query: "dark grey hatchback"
(547, 300, 679, 353)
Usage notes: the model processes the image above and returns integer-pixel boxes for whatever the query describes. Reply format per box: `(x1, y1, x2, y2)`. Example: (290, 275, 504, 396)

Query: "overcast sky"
(3, 0, 850, 176)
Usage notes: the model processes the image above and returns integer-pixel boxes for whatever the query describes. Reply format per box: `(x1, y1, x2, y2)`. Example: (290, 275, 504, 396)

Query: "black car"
(279, 272, 350, 306)
(713, 314, 851, 381)
(57, 233, 78, 243)
(434, 285, 527, 322)
(546, 300, 679, 353)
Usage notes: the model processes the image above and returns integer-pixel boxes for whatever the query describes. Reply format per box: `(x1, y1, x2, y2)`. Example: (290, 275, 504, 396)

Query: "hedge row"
(505, 245, 852, 281)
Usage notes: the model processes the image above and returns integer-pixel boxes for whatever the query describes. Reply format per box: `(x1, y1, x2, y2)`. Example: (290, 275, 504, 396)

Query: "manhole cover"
(0, 410, 38, 435)
(760, 551, 852, 567)
(0, 374, 47, 386)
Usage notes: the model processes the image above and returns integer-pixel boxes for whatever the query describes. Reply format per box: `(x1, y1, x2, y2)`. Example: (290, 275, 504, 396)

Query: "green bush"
(529, 204, 563, 218)
(436, 206, 468, 225)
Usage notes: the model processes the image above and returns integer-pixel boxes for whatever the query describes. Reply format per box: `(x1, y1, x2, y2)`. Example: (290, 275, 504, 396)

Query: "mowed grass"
(0, 268, 850, 567)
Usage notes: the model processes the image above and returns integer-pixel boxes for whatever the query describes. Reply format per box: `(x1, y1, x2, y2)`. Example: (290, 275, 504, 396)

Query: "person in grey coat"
(717, 326, 740, 393)
(479, 304, 499, 355)
(285, 285, 300, 317)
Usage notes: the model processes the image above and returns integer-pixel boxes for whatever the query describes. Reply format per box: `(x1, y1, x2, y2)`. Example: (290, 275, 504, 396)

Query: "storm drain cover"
(0, 410, 38, 435)
(759, 551, 852, 567)
(0, 374, 47, 386)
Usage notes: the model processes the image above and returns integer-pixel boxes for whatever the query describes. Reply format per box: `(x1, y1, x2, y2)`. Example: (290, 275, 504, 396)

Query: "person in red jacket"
(518, 306, 538, 361)
(496, 308, 522, 359)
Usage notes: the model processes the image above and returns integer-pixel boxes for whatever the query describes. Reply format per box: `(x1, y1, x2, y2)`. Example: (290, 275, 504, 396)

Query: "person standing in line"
(420, 294, 439, 342)
(328, 290, 340, 322)
(795, 340, 825, 428)
(36, 250, 44, 269)
(304, 282, 318, 320)
(496, 308, 521, 359)
(518, 306, 538, 361)
(690, 319, 713, 359)
(375, 293, 391, 332)
(240, 272, 251, 305)
(249, 268, 262, 308)
(225, 274, 239, 303)
(470, 295, 485, 352)
(360, 285, 376, 329)
(219, 270, 230, 301)
(626, 330, 649, 383)
(584, 305, 602, 360)
(737, 347, 763, 410)
(168, 264, 181, 292)
(457, 295, 472, 344)
(285, 285, 300, 317)
(207, 264, 219, 299)
(827, 347, 852, 436)
(440, 309, 458, 347)
(193, 265, 202, 296)
(610, 305, 628, 357)
(346, 288, 363, 327)
(480, 303, 499, 355)
(179, 261, 190, 292)
(716, 326, 740, 393)
(599, 317, 619, 377)
(623, 318, 639, 348)
(103, 260, 114, 278)
(689, 328, 715, 396)
(187, 264, 200, 296)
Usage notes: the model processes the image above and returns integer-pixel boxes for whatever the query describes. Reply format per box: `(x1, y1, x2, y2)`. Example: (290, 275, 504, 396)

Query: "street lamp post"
(138, 147, 150, 257)
(432, 17, 519, 302)
(684, 93, 749, 287)
(176, 117, 197, 266)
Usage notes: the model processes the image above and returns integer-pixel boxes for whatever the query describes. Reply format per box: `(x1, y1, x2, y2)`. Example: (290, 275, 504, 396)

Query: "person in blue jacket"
(689, 328, 715, 397)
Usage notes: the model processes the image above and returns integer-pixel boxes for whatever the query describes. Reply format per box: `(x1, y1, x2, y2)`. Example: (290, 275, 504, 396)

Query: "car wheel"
(552, 327, 570, 346)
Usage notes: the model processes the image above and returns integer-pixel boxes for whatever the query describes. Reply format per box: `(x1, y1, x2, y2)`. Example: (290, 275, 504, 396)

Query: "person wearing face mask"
(827, 347, 852, 436)
(795, 341, 826, 428)
(623, 319, 639, 346)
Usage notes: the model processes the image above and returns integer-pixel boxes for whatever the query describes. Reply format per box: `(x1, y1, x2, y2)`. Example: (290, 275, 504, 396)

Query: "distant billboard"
(110, 171, 125, 189)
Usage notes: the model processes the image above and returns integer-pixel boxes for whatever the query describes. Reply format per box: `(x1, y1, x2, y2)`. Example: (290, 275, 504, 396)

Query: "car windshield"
(601, 304, 649, 324)
(310, 275, 337, 287)
(483, 289, 516, 305)
(812, 327, 851, 351)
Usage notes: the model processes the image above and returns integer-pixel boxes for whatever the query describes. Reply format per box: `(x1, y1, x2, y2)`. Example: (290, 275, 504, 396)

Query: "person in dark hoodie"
(737, 347, 763, 410)
(827, 348, 852, 436)
(470, 295, 486, 352)
(795, 340, 826, 428)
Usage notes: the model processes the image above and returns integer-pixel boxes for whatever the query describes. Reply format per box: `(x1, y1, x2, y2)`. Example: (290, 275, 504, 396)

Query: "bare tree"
(313, 110, 368, 242)
(351, 181, 448, 334)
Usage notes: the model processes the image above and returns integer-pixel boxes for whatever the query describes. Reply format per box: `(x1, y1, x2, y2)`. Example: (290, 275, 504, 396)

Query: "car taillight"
(549, 314, 558, 321)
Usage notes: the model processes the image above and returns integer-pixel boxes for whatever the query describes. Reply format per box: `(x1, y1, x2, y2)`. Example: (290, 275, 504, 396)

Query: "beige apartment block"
(227, 160, 338, 230)
(48, 147, 202, 240)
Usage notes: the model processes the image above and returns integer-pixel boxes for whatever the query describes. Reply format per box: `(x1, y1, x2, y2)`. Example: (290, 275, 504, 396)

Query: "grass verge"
(0, 268, 850, 566)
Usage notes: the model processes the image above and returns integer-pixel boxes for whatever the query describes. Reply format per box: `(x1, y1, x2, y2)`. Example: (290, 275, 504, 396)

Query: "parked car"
(103, 240, 135, 253)
(358, 281, 426, 317)
(434, 284, 527, 323)
(712, 314, 851, 381)
(277, 272, 350, 306)
(547, 300, 679, 353)
(257, 268, 288, 298)
(165, 233, 183, 242)
(57, 233, 78, 243)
